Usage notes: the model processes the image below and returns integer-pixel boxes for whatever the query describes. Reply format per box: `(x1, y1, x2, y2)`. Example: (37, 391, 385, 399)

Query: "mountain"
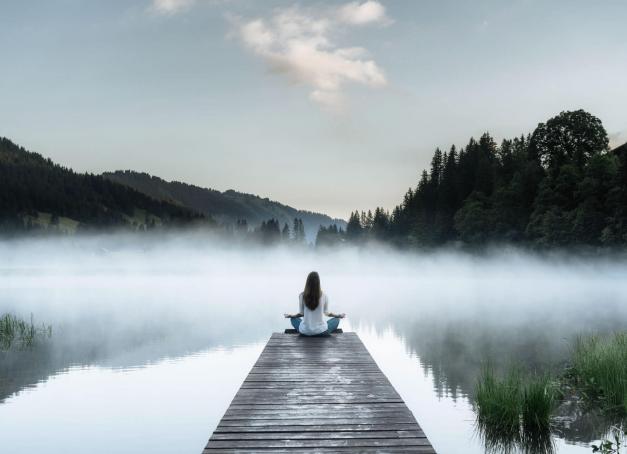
(103, 170, 346, 241)
(0, 138, 207, 234)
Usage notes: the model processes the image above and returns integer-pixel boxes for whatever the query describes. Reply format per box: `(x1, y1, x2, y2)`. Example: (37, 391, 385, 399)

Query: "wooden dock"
(203, 332, 436, 453)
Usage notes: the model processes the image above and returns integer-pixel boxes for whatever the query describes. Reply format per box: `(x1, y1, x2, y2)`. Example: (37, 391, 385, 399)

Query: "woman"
(284, 271, 345, 336)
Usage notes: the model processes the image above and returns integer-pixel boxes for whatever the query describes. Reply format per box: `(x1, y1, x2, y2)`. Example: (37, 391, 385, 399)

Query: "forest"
(3, 109, 627, 249)
(0, 138, 341, 240)
(0, 138, 207, 233)
(316, 110, 627, 249)
(102, 170, 344, 240)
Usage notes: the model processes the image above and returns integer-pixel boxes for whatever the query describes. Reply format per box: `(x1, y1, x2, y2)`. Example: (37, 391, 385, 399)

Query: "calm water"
(1, 235, 626, 453)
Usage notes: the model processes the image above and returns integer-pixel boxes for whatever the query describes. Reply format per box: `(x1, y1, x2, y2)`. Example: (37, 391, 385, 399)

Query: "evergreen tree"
(316, 224, 344, 247)
(292, 218, 305, 243)
(371, 207, 389, 239)
(298, 219, 305, 242)
(258, 218, 281, 244)
(236, 219, 248, 232)
(430, 148, 444, 185)
(365, 210, 374, 230)
(281, 222, 290, 241)
(363, 109, 622, 248)
(346, 211, 363, 242)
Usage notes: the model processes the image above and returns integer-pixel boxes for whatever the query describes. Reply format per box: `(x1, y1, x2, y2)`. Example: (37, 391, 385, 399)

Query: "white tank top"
(298, 292, 329, 335)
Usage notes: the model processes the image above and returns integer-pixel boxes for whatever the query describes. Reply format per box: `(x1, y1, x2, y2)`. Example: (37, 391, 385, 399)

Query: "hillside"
(0, 138, 207, 234)
(103, 170, 346, 241)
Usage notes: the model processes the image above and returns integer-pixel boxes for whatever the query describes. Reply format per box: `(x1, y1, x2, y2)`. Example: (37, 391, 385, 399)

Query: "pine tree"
(371, 207, 389, 239)
(292, 218, 305, 243)
(298, 219, 305, 242)
(346, 211, 363, 241)
(282, 222, 290, 241)
(365, 210, 374, 230)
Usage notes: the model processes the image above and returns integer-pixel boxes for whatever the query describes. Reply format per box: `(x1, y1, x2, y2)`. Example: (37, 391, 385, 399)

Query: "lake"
(1, 234, 626, 453)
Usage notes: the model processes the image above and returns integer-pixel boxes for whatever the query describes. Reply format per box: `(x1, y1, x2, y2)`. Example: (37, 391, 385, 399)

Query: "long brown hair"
(303, 271, 322, 311)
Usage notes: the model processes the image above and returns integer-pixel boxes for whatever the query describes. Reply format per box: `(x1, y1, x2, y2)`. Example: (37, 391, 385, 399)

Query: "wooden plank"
(221, 413, 415, 420)
(225, 403, 409, 410)
(202, 333, 436, 453)
(205, 447, 435, 454)
(232, 391, 402, 398)
(217, 418, 417, 427)
(222, 407, 415, 414)
(205, 439, 434, 448)
(220, 413, 415, 421)
(210, 431, 426, 440)
(213, 424, 423, 433)
(228, 399, 406, 405)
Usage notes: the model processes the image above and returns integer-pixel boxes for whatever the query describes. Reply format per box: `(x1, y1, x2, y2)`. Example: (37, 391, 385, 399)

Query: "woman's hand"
(284, 313, 292, 318)
(327, 312, 346, 319)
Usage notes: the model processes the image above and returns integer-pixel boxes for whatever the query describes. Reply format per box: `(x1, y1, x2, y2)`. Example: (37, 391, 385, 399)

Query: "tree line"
(257, 217, 306, 245)
(0, 137, 207, 234)
(4, 109, 626, 249)
(315, 110, 627, 248)
(0, 137, 344, 242)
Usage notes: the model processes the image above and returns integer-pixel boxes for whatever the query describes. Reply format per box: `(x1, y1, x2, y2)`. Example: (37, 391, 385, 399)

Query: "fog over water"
(1, 233, 626, 453)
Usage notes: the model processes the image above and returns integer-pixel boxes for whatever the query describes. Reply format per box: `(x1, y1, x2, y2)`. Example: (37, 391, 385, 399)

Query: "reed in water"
(571, 333, 627, 414)
(0, 313, 51, 350)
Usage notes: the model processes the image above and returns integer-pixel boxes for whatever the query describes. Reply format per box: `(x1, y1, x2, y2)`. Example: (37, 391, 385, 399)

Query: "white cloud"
(152, 0, 195, 14)
(338, 1, 391, 26)
(233, 2, 389, 112)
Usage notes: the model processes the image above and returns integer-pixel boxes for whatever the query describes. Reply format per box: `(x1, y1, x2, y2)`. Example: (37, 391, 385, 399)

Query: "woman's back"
(285, 271, 344, 336)
(298, 291, 328, 336)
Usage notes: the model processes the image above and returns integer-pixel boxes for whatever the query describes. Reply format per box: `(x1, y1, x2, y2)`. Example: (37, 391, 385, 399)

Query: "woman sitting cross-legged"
(284, 271, 345, 336)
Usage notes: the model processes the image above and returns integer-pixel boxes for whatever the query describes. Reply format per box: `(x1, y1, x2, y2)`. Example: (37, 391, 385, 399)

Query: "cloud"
(233, 2, 389, 112)
(151, 0, 195, 14)
(338, 1, 391, 26)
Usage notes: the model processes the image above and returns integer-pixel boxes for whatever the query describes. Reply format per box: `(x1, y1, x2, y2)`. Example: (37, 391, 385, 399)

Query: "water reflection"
(477, 426, 555, 454)
(404, 318, 626, 443)
(1, 238, 627, 453)
(0, 344, 264, 453)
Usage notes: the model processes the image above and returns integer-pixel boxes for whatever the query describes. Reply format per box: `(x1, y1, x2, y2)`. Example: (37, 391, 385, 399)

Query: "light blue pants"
(290, 317, 340, 336)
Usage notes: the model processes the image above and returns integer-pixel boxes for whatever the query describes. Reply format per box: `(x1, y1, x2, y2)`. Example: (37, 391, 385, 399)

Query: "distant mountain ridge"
(0, 137, 206, 233)
(103, 170, 346, 241)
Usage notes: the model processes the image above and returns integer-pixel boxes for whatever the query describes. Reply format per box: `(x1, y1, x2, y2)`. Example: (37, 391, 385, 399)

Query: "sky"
(1, 0, 626, 219)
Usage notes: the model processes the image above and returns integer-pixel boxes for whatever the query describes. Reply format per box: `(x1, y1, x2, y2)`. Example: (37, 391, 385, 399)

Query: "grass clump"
(476, 367, 522, 438)
(571, 333, 627, 414)
(0, 313, 51, 350)
(522, 374, 557, 431)
(475, 367, 557, 453)
(473, 333, 625, 452)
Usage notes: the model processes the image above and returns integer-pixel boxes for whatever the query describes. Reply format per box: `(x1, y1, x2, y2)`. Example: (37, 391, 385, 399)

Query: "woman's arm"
(326, 312, 345, 318)
(284, 312, 303, 318)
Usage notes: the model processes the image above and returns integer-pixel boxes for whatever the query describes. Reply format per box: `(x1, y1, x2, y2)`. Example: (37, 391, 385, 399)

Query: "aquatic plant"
(0, 313, 51, 350)
(474, 333, 626, 453)
(592, 425, 625, 453)
(475, 366, 557, 453)
(522, 374, 557, 431)
(572, 333, 627, 414)
(475, 367, 522, 438)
